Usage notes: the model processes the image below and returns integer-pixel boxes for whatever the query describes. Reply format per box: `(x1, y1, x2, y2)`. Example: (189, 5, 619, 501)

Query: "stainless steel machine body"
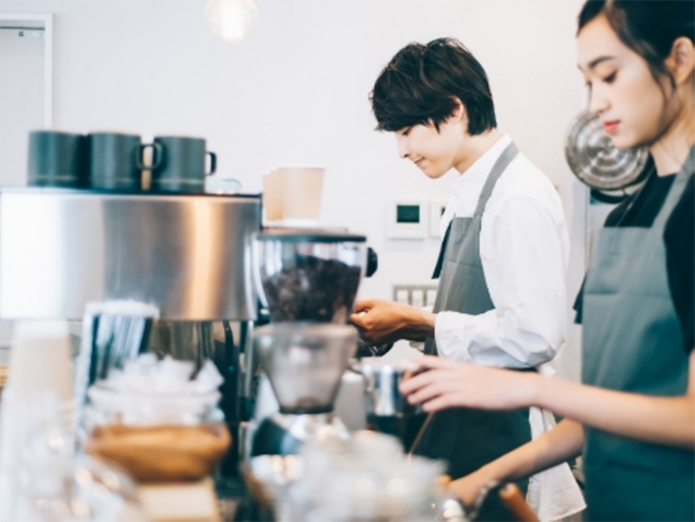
(0, 187, 263, 481)
(0, 188, 260, 320)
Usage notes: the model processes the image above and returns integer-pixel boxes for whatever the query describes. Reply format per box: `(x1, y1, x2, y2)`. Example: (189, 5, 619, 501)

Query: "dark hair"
(578, 0, 695, 87)
(369, 37, 497, 135)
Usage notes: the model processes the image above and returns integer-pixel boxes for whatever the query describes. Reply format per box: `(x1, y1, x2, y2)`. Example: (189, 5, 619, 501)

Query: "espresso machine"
(0, 187, 263, 478)
(249, 228, 367, 456)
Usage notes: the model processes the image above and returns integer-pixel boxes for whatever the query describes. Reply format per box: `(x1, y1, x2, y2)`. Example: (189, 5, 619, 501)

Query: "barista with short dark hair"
(351, 38, 584, 519)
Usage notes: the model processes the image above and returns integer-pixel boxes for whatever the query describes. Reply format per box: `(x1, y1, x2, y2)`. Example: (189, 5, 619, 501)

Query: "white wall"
(0, 0, 589, 379)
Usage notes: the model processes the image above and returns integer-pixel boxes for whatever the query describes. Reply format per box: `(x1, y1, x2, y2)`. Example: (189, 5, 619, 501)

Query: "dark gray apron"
(582, 147, 695, 522)
(419, 142, 532, 484)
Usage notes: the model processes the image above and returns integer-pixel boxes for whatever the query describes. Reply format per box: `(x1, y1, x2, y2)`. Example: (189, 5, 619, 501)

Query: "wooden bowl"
(85, 422, 231, 482)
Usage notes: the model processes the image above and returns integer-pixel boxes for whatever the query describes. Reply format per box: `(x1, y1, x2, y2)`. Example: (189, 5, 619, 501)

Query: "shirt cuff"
(433, 311, 475, 362)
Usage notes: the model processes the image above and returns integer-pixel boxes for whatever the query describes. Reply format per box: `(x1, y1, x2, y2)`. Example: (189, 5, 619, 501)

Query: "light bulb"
(204, 0, 258, 44)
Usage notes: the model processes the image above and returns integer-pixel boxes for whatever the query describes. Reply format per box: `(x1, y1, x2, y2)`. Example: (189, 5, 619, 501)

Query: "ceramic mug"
(27, 130, 87, 187)
(88, 132, 161, 190)
(150, 136, 216, 193)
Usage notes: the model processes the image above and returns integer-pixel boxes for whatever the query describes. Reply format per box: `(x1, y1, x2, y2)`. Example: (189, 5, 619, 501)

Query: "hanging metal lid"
(256, 227, 366, 243)
(564, 110, 650, 191)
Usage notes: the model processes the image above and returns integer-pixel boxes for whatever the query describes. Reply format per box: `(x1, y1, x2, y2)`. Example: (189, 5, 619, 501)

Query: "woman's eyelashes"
(602, 71, 617, 84)
(583, 71, 617, 94)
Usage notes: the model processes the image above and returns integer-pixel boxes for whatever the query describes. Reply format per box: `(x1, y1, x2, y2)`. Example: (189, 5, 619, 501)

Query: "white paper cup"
(276, 166, 324, 225)
(262, 170, 283, 223)
(7, 320, 73, 402)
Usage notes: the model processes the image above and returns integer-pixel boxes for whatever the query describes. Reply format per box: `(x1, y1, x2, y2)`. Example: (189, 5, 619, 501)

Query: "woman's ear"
(666, 36, 694, 86)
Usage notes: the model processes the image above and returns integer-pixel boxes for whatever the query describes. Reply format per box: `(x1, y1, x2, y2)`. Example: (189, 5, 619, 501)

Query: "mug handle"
(137, 143, 163, 170)
(206, 151, 217, 176)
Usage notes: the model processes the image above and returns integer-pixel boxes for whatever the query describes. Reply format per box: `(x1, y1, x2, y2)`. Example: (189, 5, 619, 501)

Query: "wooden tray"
(86, 423, 231, 483)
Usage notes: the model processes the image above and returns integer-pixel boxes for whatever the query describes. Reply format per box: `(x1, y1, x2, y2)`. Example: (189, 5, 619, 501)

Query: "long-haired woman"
(401, 1, 694, 519)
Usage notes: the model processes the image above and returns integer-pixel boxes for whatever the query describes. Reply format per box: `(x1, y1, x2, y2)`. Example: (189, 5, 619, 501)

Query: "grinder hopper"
(254, 228, 367, 324)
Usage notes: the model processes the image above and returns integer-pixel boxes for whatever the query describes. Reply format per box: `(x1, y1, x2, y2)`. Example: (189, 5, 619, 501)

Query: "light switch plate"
(429, 198, 449, 238)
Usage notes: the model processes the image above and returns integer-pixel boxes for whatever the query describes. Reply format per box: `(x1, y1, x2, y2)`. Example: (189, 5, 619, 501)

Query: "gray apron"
(419, 142, 532, 484)
(582, 147, 695, 522)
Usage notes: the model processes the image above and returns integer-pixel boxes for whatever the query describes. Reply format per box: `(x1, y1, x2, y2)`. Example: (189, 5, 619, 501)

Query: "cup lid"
(256, 227, 366, 243)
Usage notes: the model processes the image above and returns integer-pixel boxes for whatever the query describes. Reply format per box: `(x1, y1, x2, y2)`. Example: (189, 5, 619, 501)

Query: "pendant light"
(204, 0, 258, 44)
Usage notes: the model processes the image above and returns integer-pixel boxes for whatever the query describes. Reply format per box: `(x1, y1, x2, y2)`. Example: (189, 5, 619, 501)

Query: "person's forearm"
(474, 419, 584, 484)
(400, 307, 435, 341)
(526, 368, 695, 448)
(451, 419, 583, 504)
(351, 300, 435, 344)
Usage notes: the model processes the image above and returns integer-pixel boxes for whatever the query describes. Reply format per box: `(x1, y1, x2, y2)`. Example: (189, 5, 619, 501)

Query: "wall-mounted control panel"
(392, 284, 439, 308)
(387, 199, 428, 239)
(387, 198, 451, 239)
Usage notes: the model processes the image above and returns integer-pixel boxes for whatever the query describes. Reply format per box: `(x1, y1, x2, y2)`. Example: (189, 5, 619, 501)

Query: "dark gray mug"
(88, 132, 161, 191)
(27, 130, 87, 187)
(150, 136, 216, 193)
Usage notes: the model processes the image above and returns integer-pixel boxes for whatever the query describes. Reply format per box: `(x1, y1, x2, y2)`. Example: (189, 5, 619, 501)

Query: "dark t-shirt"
(574, 171, 694, 352)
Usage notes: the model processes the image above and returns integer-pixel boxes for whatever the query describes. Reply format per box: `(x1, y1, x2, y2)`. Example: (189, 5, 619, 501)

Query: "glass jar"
(85, 383, 222, 428)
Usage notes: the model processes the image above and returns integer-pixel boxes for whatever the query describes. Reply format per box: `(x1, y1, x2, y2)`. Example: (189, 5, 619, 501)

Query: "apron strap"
(432, 220, 452, 279)
(473, 142, 519, 218)
(431, 141, 519, 279)
(653, 145, 695, 230)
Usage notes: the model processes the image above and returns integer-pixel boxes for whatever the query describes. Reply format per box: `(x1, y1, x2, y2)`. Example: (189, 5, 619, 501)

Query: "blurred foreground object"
(137, 477, 222, 521)
(0, 320, 75, 518)
(86, 423, 230, 482)
(83, 353, 230, 482)
(244, 431, 449, 521)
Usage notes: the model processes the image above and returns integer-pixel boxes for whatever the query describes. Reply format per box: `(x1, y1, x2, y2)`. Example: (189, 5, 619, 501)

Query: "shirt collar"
(451, 134, 512, 200)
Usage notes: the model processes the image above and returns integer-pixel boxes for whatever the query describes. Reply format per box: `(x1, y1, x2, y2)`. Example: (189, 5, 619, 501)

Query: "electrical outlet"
(426, 289, 438, 308)
(411, 289, 424, 308)
(393, 288, 410, 304)
(392, 284, 439, 307)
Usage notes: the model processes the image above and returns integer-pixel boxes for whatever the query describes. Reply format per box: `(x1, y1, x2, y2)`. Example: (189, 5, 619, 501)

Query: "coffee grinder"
(250, 228, 367, 456)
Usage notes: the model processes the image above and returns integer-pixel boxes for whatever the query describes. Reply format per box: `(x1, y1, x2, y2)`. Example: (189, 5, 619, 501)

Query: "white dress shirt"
(435, 134, 569, 373)
(434, 135, 585, 520)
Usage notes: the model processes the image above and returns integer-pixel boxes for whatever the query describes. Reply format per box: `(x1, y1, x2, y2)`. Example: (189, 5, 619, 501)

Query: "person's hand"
(350, 299, 435, 345)
(399, 355, 539, 412)
(448, 469, 494, 507)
